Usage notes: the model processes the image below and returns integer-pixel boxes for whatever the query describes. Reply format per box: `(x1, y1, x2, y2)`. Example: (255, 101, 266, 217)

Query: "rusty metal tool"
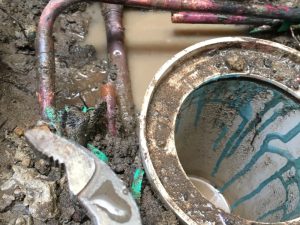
(25, 126, 142, 225)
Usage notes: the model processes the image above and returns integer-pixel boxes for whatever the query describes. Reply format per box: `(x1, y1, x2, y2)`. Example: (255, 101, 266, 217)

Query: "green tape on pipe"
(131, 169, 145, 199)
(82, 106, 95, 113)
(87, 144, 109, 163)
(45, 106, 57, 127)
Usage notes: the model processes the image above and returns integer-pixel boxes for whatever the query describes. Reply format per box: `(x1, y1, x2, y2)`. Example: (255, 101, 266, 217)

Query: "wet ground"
(0, 0, 300, 224)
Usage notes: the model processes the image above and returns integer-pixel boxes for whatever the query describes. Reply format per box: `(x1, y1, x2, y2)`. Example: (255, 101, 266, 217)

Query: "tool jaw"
(77, 156, 142, 225)
(25, 126, 142, 224)
(25, 127, 95, 195)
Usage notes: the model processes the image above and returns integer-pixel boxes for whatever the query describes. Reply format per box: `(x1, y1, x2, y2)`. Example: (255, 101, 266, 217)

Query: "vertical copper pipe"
(100, 83, 117, 136)
(37, 0, 85, 120)
(102, 3, 135, 134)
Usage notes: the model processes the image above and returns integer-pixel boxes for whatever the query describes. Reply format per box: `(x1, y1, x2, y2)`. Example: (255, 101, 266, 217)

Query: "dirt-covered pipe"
(171, 12, 283, 25)
(102, 3, 135, 135)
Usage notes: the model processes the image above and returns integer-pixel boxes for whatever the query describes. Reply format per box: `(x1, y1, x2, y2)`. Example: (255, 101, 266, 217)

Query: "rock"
(34, 159, 51, 175)
(14, 127, 25, 137)
(225, 54, 246, 72)
(14, 215, 33, 225)
(14, 187, 26, 201)
(21, 158, 32, 168)
(0, 194, 15, 212)
(15, 217, 25, 225)
(1, 165, 59, 220)
(24, 25, 36, 41)
(14, 150, 32, 168)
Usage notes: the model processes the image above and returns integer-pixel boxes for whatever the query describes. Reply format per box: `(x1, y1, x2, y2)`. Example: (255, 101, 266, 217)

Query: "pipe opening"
(175, 76, 300, 223)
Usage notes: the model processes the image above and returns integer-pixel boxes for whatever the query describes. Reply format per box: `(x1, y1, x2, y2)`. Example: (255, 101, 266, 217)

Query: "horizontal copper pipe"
(172, 12, 283, 25)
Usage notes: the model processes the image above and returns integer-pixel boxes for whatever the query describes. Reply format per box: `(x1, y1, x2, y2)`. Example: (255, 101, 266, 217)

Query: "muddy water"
(85, 3, 248, 110)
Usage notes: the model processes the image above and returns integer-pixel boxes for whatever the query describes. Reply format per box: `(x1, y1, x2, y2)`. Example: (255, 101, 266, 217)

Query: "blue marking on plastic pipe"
(223, 123, 300, 221)
(221, 123, 300, 192)
(176, 76, 300, 221)
(213, 125, 228, 151)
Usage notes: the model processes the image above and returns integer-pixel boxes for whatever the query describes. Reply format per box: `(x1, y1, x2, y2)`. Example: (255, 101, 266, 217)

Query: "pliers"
(25, 126, 142, 225)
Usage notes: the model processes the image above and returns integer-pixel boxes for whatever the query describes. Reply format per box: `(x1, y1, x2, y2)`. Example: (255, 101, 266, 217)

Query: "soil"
(0, 0, 299, 225)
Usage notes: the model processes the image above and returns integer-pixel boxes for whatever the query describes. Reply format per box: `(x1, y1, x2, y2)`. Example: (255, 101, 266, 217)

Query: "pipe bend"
(37, 0, 95, 120)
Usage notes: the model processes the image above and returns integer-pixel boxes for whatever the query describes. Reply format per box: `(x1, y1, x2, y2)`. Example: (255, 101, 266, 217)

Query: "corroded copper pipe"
(172, 12, 283, 25)
(37, 0, 90, 120)
(100, 83, 117, 136)
(102, 3, 135, 134)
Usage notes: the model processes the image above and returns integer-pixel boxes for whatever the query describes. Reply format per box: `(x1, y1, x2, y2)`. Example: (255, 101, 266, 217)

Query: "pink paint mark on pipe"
(265, 4, 290, 13)
(225, 15, 246, 23)
(172, 12, 219, 23)
(183, 0, 216, 11)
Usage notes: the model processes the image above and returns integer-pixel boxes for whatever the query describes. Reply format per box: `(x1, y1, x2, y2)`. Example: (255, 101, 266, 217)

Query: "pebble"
(14, 127, 25, 137)
(15, 217, 26, 225)
(35, 159, 51, 175)
(14, 187, 26, 201)
(15, 215, 33, 225)
(0, 194, 15, 212)
(225, 54, 246, 72)
(14, 151, 32, 168)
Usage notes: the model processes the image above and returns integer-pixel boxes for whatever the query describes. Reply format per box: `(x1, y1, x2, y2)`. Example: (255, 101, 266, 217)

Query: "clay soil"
(0, 0, 299, 225)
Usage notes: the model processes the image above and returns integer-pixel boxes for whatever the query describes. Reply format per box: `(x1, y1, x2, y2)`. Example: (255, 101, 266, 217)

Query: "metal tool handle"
(78, 151, 142, 225)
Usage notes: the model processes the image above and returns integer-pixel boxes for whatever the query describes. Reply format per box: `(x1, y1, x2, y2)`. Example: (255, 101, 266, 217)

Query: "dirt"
(0, 0, 300, 225)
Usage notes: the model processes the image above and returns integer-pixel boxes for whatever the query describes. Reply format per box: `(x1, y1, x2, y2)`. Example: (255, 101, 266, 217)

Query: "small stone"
(263, 58, 272, 68)
(14, 151, 32, 168)
(21, 158, 32, 168)
(14, 215, 33, 225)
(15, 217, 26, 225)
(14, 187, 26, 201)
(3, 166, 58, 220)
(35, 159, 51, 175)
(0, 194, 15, 212)
(14, 127, 25, 137)
(225, 54, 246, 72)
(25, 25, 36, 41)
(271, 61, 283, 74)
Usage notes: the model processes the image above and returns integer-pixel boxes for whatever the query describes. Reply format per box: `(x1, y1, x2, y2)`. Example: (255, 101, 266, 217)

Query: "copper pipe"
(37, 0, 92, 120)
(172, 12, 283, 25)
(100, 83, 117, 136)
(102, 3, 135, 135)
